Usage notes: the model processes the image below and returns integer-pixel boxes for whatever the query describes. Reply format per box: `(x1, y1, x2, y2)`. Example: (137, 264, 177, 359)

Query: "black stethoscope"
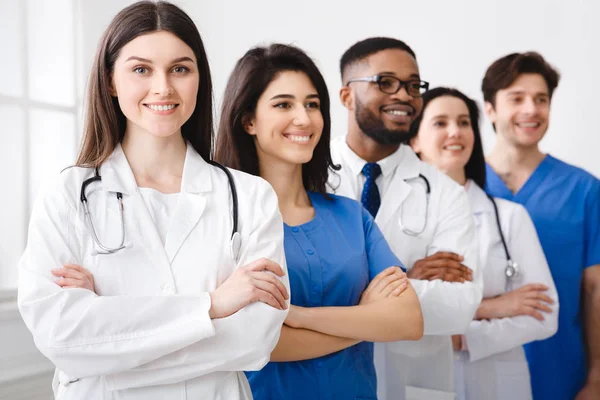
(80, 160, 241, 261)
(486, 193, 519, 280)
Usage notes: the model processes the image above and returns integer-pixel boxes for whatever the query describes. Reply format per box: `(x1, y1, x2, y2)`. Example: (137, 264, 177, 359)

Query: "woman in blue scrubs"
(214, 43, 424, 400)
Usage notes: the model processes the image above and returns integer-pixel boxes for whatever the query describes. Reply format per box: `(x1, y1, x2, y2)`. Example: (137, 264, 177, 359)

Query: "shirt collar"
(337, 138, 420, 180)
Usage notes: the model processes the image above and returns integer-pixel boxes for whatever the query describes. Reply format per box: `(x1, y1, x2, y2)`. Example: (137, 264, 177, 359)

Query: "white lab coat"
(17, 145, 290, 400)
(329, 138, 483, 400)
(453, 182, 558, 400)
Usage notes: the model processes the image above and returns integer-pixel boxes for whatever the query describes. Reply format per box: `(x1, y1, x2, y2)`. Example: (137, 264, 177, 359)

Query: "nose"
(292, 106, 311, 127)
(390, 85, 414, 103)
(447, 122, 461, 137)
(522, 96, 537, 114)
(151, 72, 173, 97)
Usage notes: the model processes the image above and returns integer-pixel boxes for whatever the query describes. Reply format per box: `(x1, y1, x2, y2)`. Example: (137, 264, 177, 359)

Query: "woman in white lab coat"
(410, 87, 559, 400)
(17, 2, 290, 399)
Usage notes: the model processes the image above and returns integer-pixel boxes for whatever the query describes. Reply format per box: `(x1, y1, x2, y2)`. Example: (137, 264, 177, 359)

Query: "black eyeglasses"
(346, 75, 429, 97)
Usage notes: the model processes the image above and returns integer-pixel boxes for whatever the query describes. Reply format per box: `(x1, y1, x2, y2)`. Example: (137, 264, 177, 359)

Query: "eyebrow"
(125, 56, 195, 64)
(506, 90, 549, 96)
(378, 71, 421, 79)
(269, 93, 320, 101)
(432, 114, 470, 119)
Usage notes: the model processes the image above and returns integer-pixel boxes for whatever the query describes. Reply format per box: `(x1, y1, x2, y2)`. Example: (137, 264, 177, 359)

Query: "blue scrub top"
(246, 192, 403, 400)
(486, 155, 600, 400)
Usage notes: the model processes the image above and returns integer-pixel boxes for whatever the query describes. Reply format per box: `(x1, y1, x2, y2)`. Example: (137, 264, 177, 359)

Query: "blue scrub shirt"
(246, 192, 403, 400)
(486, 155, 600, 400)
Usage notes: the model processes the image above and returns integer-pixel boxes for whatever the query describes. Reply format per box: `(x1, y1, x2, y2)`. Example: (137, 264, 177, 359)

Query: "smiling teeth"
(148, 104, 176, 111)
(518, 122, 538, 127)
(385, 110, 408, 116)
(288, 135, 310, 143)
(445, 145, 463, 150)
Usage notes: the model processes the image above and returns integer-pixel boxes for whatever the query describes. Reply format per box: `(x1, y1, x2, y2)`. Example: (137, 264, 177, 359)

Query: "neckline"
(486, 154, 552, 200)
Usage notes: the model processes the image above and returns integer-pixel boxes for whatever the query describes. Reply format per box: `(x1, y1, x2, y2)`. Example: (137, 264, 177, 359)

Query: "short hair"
(482, 52, 560, 106)
(214, 44, 338, 195)
(409, 87, 486, 189)
(340, 37, 417, 82)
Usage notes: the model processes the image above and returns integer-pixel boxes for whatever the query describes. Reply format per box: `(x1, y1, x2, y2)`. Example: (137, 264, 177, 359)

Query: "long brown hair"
(214, 44, 338, 195)
(76, 1, 213, 167)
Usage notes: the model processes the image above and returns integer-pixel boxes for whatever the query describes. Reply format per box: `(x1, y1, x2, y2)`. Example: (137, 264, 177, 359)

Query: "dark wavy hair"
(482, 51, 560, 107)
(214, 43, 338, 194)
(410, 87, 486, 188)
(76, 1, 213, 167)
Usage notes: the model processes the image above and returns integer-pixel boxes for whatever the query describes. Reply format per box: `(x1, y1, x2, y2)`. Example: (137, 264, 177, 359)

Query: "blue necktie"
(361, 163, 382, 218)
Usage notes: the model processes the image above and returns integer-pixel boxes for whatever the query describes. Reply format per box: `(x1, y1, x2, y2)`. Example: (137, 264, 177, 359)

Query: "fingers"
(522, 306, 545, 321)
(518, 283, 549, 292)
(254, 287, 285, 310)
(55, 277, 88, 288)
(392, 281, 409, 296)
(369, 267, 398, 287)
(251, 279, 288, 309)
(245, 258, 285, 277)
(424, 252, 464, 262)
(51, 267, 88, 282)
(380, 276, 408, 297)
(535, 292, 554, 305)
(370, 268, 406, 293)
(412, 258, 472, 280)
(517, 285, 553, 304)
(250, 271, 289, 301)
(525, 299, 553, 314)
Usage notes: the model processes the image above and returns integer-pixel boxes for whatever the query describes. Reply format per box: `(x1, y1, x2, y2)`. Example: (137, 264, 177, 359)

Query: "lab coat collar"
(373, 146, 422, 230)
(466, 180, 493, 215)
(100, 144, 136, 195)
(100, 143, 213, 195)
(101, 143, 212, 266)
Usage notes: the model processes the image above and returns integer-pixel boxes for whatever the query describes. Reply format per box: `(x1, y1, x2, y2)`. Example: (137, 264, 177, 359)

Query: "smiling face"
(486, 73, 551, 149)
(412, 95, 475, 177)
(245, 70, 324, 167)
(111, 30, 200, 139)
(343, 49, 424, 145)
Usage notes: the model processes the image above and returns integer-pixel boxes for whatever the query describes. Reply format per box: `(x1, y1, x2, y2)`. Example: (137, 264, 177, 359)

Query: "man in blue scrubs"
(482, 52, 600, 400)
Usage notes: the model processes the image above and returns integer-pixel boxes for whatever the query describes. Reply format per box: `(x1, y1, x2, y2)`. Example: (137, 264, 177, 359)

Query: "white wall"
(0, 0, 596, 397)
(77, 0, 600, 178)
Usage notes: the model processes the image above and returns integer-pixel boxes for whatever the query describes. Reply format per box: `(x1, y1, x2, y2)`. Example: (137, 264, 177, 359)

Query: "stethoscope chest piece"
(230, 232, 241, 263)
(505, 260, 519, 279)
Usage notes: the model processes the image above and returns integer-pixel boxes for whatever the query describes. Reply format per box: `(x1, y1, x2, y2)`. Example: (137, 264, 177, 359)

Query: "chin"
(145, 125, 183, 139)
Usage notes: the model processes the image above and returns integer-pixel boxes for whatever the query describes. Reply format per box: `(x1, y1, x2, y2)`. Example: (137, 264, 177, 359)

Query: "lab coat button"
(306, 249, 314, 255)
(292, 227, 299, 233)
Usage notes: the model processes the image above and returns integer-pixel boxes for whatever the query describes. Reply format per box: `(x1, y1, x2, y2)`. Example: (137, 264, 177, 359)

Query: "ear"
(339, 86, 354, 111)
(484, 101, 497, 124)
(109, 76, 118, 97)
(242, 114, 257, 136)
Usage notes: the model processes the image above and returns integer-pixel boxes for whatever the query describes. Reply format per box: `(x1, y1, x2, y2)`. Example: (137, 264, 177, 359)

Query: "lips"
(143, 103, 180, 113)
(381, 104, 415, 116)
(516, 121, 541, 128)
(283, 132, 312, 143)
(443, 144, 464, 151)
